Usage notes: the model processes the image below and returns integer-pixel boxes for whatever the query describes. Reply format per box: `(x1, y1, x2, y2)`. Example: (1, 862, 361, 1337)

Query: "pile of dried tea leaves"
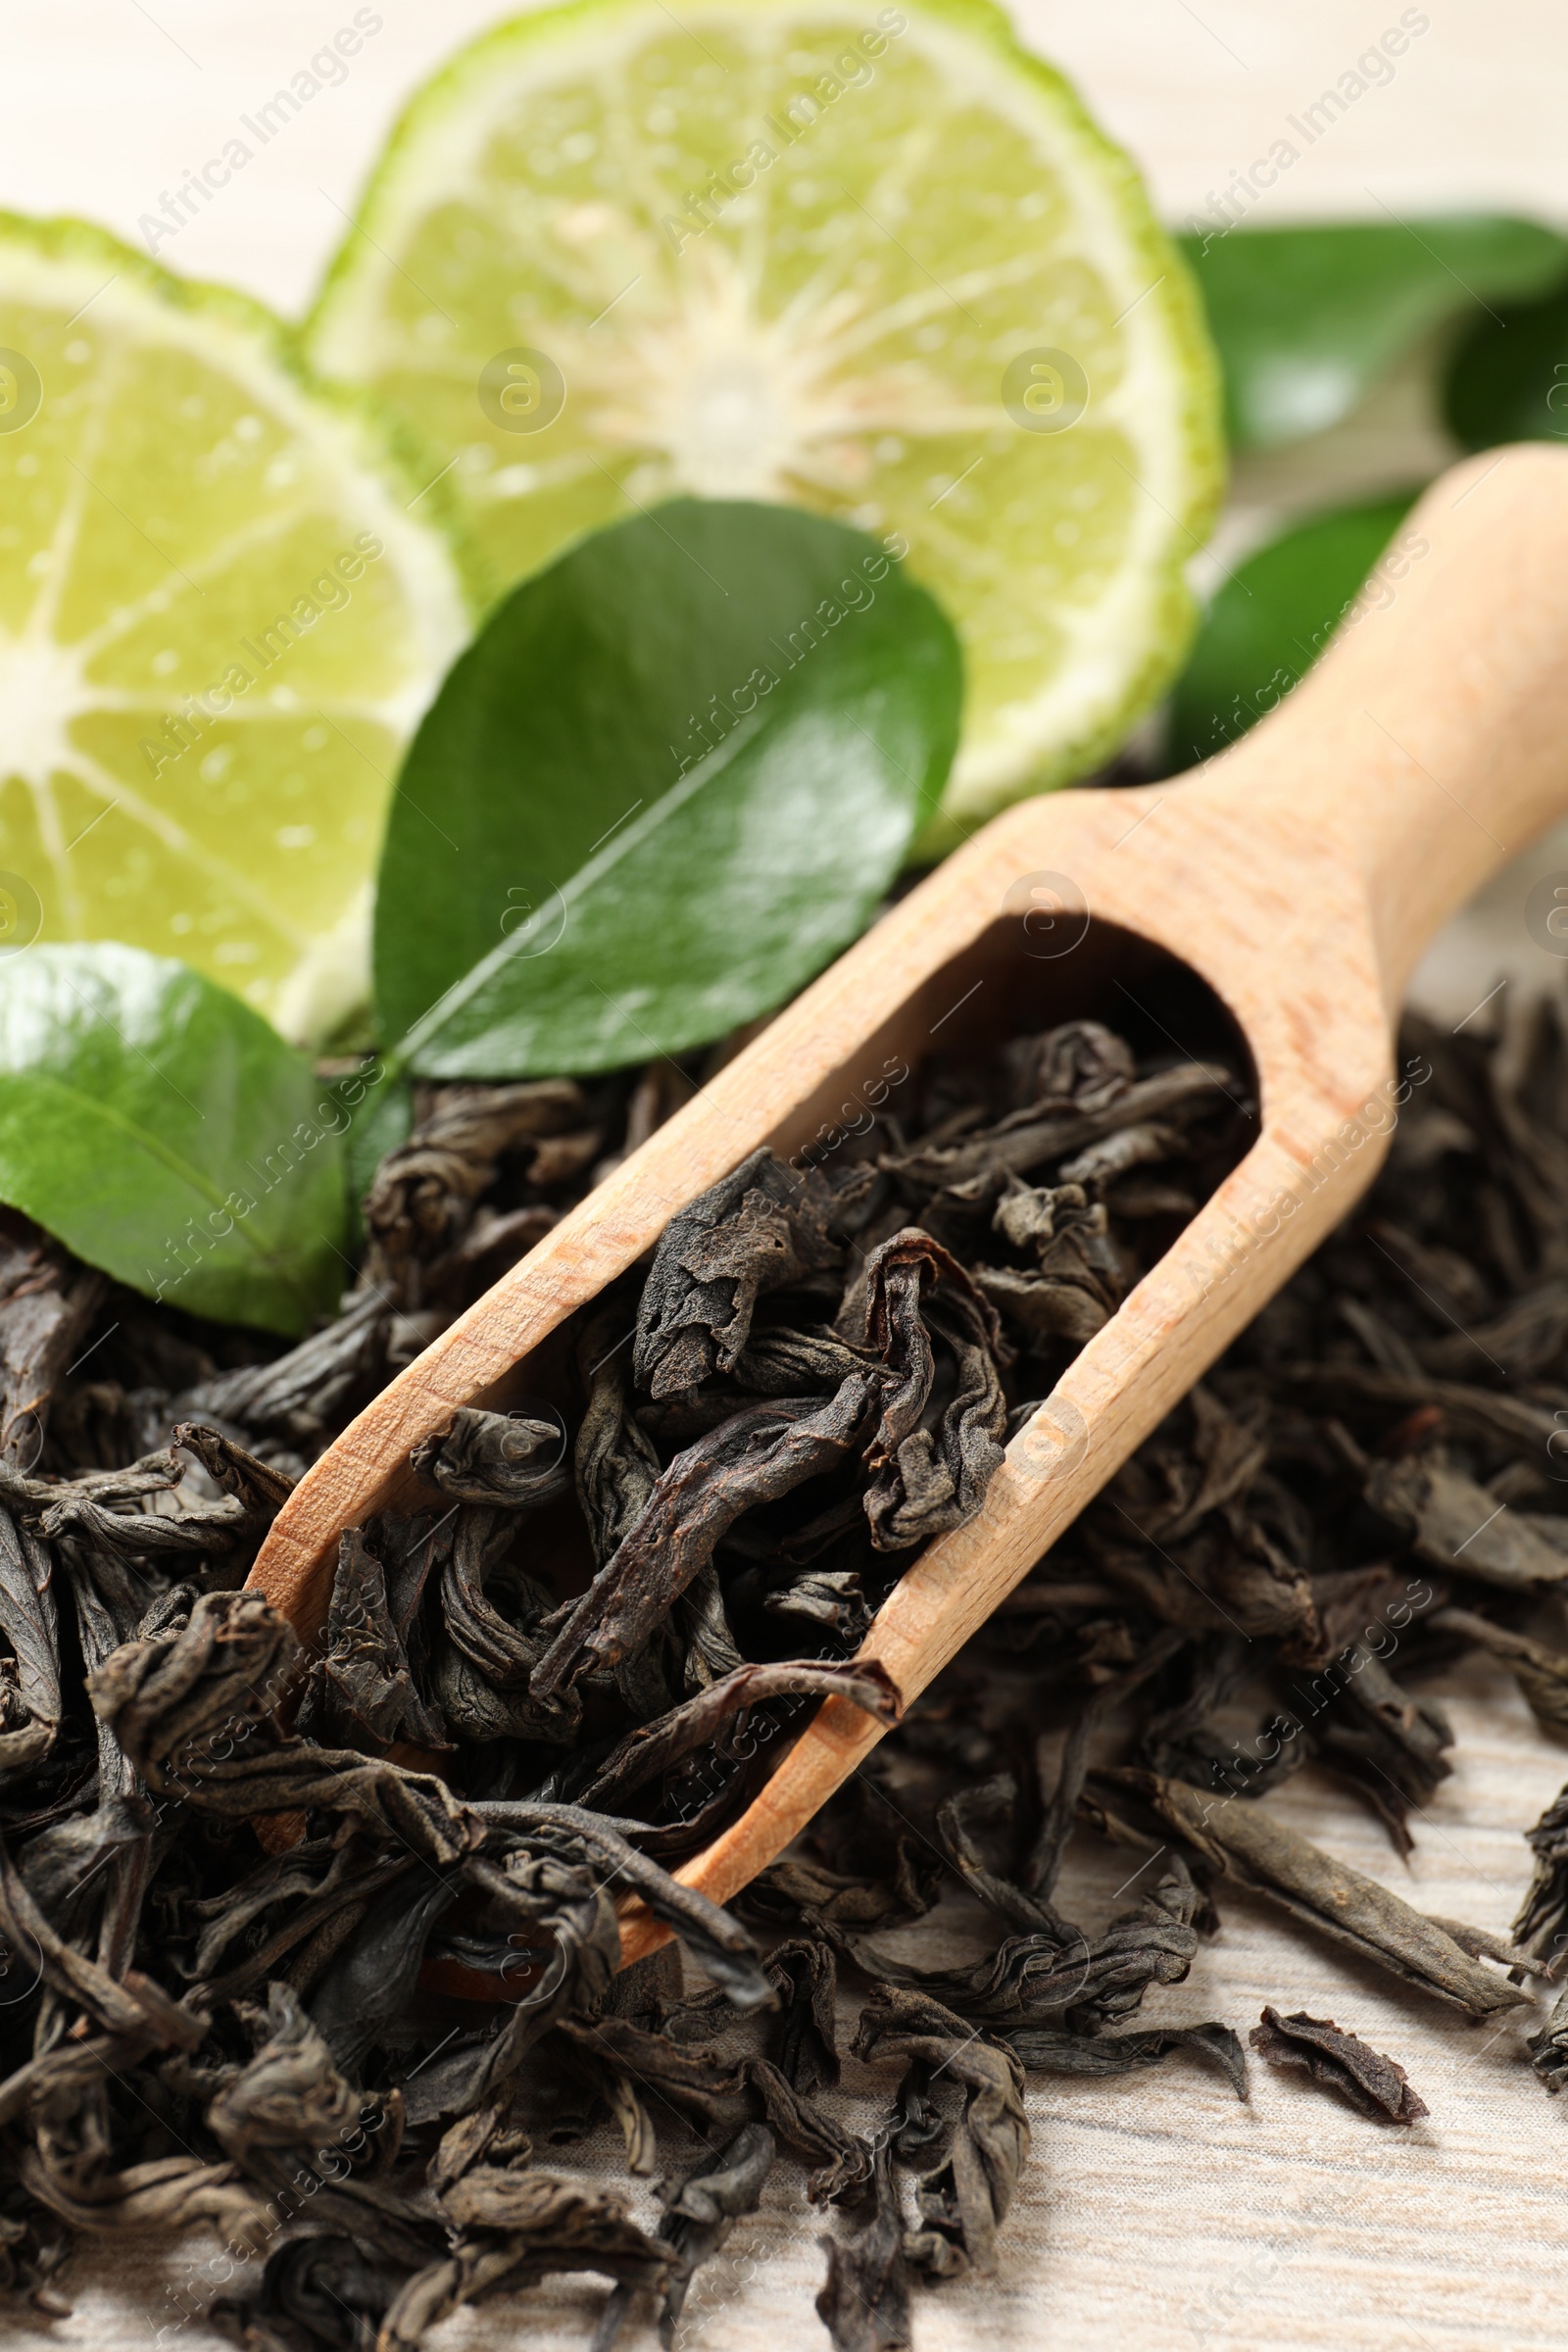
(5, 990, 1568, 2350)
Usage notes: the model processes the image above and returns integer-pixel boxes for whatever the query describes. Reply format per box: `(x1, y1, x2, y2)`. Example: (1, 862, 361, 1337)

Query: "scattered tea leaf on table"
(1167, 494, 1419, 765)
(374, 500, 961, 1079)
(1000, 2021, 1248, 2098)
(1179, 217, 1568, 448)
(1250, 2006, 1428, 2125)
(1095, 1770, 1532, 2016)
(0, 943, 347, 1334)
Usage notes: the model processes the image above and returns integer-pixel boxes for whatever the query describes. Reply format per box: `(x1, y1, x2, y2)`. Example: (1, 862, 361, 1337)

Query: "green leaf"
(1178, 218, 1568, 449)
(1167, 493, 1420, 766)
(0, 944, 347, 1336)
(1445, 280, 1568, 450)
(374, 499, 961, 1079)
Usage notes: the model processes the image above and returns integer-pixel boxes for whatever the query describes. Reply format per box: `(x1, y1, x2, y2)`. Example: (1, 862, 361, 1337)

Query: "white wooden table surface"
(7, 6, 1568, 2348)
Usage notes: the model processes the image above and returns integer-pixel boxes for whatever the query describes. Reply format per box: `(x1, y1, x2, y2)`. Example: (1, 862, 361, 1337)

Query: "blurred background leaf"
(1446, 279, 1568, 449)
(1181, 217, 1568, 449)
(1166, 492, 1419, 765)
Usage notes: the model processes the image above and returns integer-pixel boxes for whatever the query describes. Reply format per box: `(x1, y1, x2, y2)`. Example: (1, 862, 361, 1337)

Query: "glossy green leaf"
(374, 500, 961, 1080)
(1166, 493, 1420, 766)
(0, 944, 347, 1335)
(1179, 218, 1568, 449)
(1445, 281, 1568, 450)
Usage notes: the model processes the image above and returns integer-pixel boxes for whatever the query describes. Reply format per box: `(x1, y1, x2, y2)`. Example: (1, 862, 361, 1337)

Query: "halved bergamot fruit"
(0, 215, 473, 1043)
(306, 0, 1222, 846)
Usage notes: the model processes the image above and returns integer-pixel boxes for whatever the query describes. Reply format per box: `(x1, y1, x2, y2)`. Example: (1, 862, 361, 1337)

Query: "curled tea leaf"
(86, 1590, 478, 1863)
(816, 2140, 912, 2352)
(411, 1407, 570, 1506)
(1001, 2021, 1248, 2099)
(851, 1989, 1028, 2278)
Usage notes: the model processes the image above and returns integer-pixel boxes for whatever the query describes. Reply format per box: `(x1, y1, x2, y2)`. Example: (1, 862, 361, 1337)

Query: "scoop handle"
(1199, 443, 1568, 1006)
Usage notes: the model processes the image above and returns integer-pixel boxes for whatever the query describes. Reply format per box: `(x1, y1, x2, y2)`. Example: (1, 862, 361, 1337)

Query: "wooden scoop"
(249, 444, 1568, 1966)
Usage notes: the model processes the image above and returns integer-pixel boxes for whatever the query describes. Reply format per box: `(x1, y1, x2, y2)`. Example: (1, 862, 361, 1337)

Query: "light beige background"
(6, 1, 1567, 305)
(7, 6, 1568, 2348)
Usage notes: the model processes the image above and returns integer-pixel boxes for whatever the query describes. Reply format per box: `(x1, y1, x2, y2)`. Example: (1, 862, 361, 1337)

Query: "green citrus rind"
(0, 211, 480, 1042)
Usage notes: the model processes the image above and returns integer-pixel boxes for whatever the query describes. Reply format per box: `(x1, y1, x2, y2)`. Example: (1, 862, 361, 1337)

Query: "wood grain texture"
(246, 443, 1568, 1949)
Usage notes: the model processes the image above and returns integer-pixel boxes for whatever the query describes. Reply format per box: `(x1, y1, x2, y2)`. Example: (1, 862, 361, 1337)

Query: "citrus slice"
(0, 215, 474, 1044)
(305, 0, 1221, 848)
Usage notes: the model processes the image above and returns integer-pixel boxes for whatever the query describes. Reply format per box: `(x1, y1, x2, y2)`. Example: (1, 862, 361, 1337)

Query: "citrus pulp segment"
(306, 0, 1222, 844)
(0, 216, 473, 1044)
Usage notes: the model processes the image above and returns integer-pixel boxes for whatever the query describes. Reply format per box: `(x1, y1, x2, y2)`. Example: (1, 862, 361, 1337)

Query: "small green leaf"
(1179, 218, 1568, 449)
(1445, 281, 1568, 450)
(1167, 494, 1419, 766)
(0, 944, 347, 1335)
(374, 499, 961, 1079)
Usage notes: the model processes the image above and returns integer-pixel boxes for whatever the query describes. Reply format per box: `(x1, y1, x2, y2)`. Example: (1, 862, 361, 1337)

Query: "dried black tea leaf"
(207, 1982, 369, 2169)
(363, 1078, 595, 1313)
(32, 979, 1568, 2347)
(658, 2122, 775, 2344)
(766, 1934, 841, 2095)
(747, 2057, 875, 2203)
(1528, 1982, 1568, 2090)
(186, 1287, 391, 1443)
(837, 1856, 1206, 2030)
(1365, 1455, 1568, 1588)
(0, 1505, 58, 1774)
(1434, 1605, 1568, 1736)
(1515, 1780, 1568, 1955)
(411, 1407, 570, 1506)
(816, 2141, 912, 2352)
(380, 2171, 673, 2352)
(0, 1212, 104, 1466)
(297, 1524, 450, 1752)
(574, 1300, 661, 1567)
(86, 1590, 479, 1861)
(634, 1150, 844, 1398)
(1000, 2020, 1249, 2098)
(1095, 1772, 1530, 2016)
(212, 2234, 393, 2352)
(851, 1989, 1028, 2278)
(573, 1657, 901, 1814)
(432, 1505, 567, 1740)
(1249, 2006, 1429, 2124)
(852, 1229, 1007, 1549)
(532, 1375, 882, 1700)
(885, 1058, 1234, 1192)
